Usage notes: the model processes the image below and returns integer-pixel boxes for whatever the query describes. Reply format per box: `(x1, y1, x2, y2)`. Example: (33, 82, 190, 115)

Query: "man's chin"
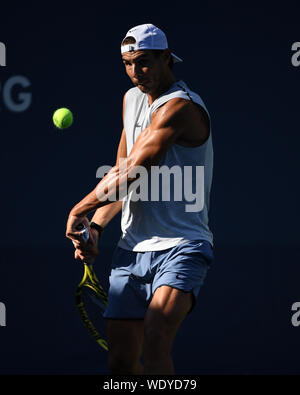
(136, 83, 150, 93)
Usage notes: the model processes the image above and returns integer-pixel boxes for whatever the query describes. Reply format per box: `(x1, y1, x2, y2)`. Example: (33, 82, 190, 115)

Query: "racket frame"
(75, 227, 109, 351)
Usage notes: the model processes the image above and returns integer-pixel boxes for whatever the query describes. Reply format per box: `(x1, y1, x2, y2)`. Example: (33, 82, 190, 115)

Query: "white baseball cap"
(121, 24, 183, 63)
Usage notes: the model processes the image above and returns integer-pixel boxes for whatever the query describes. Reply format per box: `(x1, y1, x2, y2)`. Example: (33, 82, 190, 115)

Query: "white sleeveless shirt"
(117, 80, 214, 252)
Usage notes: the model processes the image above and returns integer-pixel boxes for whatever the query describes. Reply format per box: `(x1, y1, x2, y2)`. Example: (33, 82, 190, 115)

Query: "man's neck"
(147, 74, 177, 106)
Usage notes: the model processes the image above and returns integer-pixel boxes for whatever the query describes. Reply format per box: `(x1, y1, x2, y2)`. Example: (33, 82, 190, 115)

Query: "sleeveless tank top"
(117, 80, 214, 251)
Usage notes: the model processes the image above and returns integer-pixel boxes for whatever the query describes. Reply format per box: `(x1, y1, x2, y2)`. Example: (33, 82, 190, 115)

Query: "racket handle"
(72, 224, 90, 250)
(80, 227, 89, 243)
(75, 224, 90, 243)
(73, 224, 90, 265)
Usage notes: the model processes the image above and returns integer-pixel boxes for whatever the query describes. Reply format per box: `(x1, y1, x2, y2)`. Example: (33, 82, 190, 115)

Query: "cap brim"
(171, 52, 183, 63)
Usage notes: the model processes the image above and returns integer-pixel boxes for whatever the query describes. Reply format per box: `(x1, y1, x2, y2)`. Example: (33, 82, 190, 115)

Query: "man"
(66, 23, 214, 375)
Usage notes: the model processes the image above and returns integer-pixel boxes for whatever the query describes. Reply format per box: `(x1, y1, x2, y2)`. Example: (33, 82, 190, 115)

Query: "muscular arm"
(69, 98, 206, 218)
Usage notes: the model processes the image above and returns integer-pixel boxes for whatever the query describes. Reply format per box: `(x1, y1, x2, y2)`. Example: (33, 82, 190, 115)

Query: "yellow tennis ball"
(53, 107, 73, 129)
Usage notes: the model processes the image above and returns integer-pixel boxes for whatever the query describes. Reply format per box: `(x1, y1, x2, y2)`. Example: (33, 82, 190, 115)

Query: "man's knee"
(106, 319, 144, 374)
(143, 319, 174, 357)
(143, 288, 192, 357)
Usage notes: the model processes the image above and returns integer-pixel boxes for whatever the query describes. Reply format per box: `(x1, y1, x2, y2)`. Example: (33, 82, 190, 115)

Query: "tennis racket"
(75, 225, 109, 351)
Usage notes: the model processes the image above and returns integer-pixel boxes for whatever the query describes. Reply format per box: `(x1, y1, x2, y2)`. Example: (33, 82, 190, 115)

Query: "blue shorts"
(103, 240, 213, 319)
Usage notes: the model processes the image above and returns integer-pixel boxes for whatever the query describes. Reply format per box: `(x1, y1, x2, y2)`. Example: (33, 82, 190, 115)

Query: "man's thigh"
(144, 285, 193, 349)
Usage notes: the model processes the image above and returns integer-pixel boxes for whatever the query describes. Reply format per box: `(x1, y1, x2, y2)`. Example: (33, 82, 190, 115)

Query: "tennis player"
(66, 23, 214, 375)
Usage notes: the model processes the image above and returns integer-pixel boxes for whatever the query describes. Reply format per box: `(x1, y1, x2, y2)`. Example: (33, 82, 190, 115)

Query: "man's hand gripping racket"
(74, 224, 108, 351)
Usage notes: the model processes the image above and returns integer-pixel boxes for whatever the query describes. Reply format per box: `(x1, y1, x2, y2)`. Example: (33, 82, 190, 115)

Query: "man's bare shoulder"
(153, 97, 207, 122)
(152, 97, 210, 146)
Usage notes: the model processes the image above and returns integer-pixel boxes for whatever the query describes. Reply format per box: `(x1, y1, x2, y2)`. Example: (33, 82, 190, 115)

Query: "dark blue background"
(0, 1, 299, 374)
